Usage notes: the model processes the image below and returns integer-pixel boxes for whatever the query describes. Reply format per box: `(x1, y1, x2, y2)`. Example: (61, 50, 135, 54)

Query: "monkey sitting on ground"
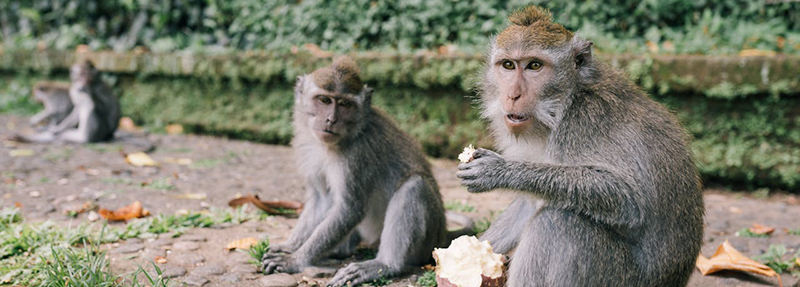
(29, 81, 74, 129)
(455, 6, 704, 287)
(14, 60, 121, 143)
(261, 56, 459, 286)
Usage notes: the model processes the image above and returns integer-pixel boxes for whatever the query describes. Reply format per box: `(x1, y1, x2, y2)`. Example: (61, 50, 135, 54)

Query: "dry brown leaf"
(224, 237, 258, 251)
(749, 223, 775, 235)
(118, 117, 142, 133)
(165, 124, 184, 135)
(155, 256, 168, 264)
(98, 201, 150, 221)
(739, 49, 776, 57)
(9, 149, 34, 157)
(696, 240, 777, 278)
(228, 194, 303, 216)
(124, 152, 160, 167)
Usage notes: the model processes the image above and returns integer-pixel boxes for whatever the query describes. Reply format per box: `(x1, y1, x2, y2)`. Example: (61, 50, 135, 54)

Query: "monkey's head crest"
(496, 6, 574, 49)
(311, 56, 363, 95)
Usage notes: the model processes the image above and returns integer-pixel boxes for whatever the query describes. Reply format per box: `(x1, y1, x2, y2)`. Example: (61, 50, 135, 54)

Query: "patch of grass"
(417, 270, 437, 287)
(445, 200, 475, 213)
(161, 147, 193, 153)
(787, 228, 800, 236)
(190, 158, 224, 169)
(39, 245, 118, 286)
(736, 227, 770, 238)
(145, 177, 175, 191)
(753, 244, 800, 275)
(368, 276, 393, 287)
(85, 144, 122, 153)
(247, 238, 270, 265)
(39, 177, 50, 183)
(130, 262, 172, 287)
(43, 147, 74, 162)
(101, 177, 135, 185)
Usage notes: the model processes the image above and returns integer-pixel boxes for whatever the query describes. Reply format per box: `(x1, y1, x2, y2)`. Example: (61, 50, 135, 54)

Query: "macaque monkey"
(29, 81, 73, 129)
(14, 60, 121, 143)
(261, 56, 451, 286)
(456, 6, 704, 287)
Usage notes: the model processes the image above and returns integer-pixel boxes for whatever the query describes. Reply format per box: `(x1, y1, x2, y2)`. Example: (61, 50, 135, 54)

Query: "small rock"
(259, 273, 298, 287)
(170, 253, 205, 265)
(173, 241, 201, 251)
(126, 238, 144, 244)
(301, 267, 337, 278)
(149, 237, 173, 247)
(183, 275, 209, 286)
(192, 263, 226, 276)
(57, 178, 69, 185)
(29, 190, 41, 198)
(161, 265, 187, 278)
(220, 273, 242, 282)
(142, 248, 166, 259)
(111, 243, 145, 254)
(87, 211, 100, 222)
(180, 234, 208, 242)
(231, 264, 259, 274)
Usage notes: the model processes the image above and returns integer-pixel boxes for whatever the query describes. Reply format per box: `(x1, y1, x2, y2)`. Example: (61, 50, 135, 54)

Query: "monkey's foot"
(328, 260, 398, 287)
(261, 253, 301, 274)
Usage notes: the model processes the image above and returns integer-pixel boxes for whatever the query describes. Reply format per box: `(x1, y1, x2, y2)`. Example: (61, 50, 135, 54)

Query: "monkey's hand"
(261, 253, 302, 274)
(267, 243, 296, 254)
(456, 148, 507, 193)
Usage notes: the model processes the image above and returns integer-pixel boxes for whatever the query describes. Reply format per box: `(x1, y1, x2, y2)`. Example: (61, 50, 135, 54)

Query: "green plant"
(417, 270, 438, 287)
(131, 262, 172, 287)
(445, 201, 476, 213)
(247, 238, 270, 265)
(753, 244, 800, 275)
(735, 227, 770, 238)
(39, 245, 118, 287)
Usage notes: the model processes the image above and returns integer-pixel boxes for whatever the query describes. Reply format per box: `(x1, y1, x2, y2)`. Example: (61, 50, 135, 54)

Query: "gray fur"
(29, 82, 74, 129)
(261, 70, 448, 286)
(457, 34, 704, 287)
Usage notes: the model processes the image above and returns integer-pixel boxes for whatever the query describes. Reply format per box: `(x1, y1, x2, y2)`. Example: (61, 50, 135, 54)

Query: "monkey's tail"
(445, 211, 476, 241)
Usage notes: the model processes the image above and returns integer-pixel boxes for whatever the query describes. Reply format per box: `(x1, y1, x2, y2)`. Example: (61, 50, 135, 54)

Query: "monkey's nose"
(509, 94, 522, 101)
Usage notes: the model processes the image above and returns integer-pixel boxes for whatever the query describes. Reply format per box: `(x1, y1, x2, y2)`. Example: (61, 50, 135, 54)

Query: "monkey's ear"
(572, 38, 593, 69)
(362, 85, 373, 107)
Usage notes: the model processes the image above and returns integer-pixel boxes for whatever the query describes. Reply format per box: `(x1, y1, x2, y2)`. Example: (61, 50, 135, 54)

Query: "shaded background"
(1, 0, 798, 191)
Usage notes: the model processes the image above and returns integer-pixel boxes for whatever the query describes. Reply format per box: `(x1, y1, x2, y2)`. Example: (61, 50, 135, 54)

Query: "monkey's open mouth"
(506, 113, 530, 123)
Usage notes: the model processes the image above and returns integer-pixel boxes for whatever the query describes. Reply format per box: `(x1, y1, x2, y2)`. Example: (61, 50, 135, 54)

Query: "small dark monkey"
(14, 60, 120, 143)
(261, 56, 453, 286)
(456, 6, 704, 287)
(29, 81, 74, 129)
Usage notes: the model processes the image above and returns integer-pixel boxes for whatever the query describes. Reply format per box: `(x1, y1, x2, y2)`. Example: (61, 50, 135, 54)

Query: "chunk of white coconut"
(458, 145, 477, 163)
(433, 235, 504, 287)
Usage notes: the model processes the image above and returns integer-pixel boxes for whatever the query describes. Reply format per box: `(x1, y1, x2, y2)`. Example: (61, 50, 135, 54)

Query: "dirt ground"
(1, 114, 799, 287)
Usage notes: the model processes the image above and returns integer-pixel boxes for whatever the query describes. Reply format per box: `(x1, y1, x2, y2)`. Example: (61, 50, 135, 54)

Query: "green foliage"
(131, 262, 172, 287)
(247, 238, 270, 266)
(445, 201, 476, 213)
(417, 270, 438, 287)
(0, 0, 797, 54)
(39, 245, 118, 287)
(735, 227, 769, 238)
(473, 217, 493, 235)
(753, 244, 800, 275)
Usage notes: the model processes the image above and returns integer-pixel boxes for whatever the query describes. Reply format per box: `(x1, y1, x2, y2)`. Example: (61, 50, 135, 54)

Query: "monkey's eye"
(526, 61, 542, 70)
(318, 97, 332, 105)
(501, 60, 515, 70)
(339, 100, 353, 108)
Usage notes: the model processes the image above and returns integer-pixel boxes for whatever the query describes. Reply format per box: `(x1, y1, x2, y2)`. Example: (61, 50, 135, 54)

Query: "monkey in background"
(29, 81, 74, 129)
(261, 56, 457, 286)
(14, 60, 121, 143)
(456, 6, 704, 287)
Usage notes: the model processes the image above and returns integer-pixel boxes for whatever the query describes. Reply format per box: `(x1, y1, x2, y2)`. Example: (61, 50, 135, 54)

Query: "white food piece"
(458, 145, 477, 163)
(433, 235, 504, 287)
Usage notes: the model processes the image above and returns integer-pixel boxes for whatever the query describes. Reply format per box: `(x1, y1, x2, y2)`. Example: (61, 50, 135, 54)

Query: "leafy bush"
(0, 0, 797, 54)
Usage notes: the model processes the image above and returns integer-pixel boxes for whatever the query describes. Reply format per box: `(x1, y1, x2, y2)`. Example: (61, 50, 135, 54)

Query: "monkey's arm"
(49, 108, 81, 133)
(272, 189, 326, 253)
(478, 196, 539, 254)
(262, 194, 365, 273)
(30, 108, 53, 126)
(457, 149, 643, 227)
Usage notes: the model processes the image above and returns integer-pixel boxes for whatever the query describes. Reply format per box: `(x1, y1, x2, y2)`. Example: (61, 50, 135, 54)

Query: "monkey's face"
(487, 48, 560, 135)
(297, 78, 370, 145)
(70, 62, 95, 84)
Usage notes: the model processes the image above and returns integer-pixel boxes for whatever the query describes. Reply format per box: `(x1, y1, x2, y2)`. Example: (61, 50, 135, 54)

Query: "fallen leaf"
(696, 240, 777, 278)
(728, 206, 742, 214)
(173, 193, 207, 200)
(165, 124, 184, 135)
(64, 201, 96, 216)
(739, 49, 776, 57)
(14, 202, 22, 208)
(155, 256, 168, 264)
(28, 191, 41, 198)
(124, 152, 160, 167)
(795, 258, 800, 267)
(98, 201, 150, 221)
(749, 223, 775, 235)
(9, 149, 34, 157)
(164, 157, 192, 165)
(645, 41, 659, 53)
(225, 237, 258, 251)
(228, 194, 303, 216)
(118, 117, 141, 133)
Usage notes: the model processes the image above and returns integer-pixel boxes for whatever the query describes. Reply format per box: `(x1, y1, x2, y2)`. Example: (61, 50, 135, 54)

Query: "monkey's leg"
(262, 190, 365, 274)
(49, 108, 79, 134)
(507, 208, 637, 287)
(13, 131, 56, 143)
(329, 231, 361, 259)
(58, 112, 100, 143)
(29, 109, 53, 126)
(328, 175, 444, 286)
(478, 195, 540, 254)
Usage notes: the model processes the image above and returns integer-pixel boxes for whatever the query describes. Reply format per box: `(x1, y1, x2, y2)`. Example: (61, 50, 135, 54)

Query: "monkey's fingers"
(455, 170, 479, 180)
(262, 253, 285, 259)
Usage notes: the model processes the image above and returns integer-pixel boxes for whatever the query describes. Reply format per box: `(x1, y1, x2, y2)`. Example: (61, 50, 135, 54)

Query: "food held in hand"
(458, 145, 477, 163)
(433, 235, 505, 287)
